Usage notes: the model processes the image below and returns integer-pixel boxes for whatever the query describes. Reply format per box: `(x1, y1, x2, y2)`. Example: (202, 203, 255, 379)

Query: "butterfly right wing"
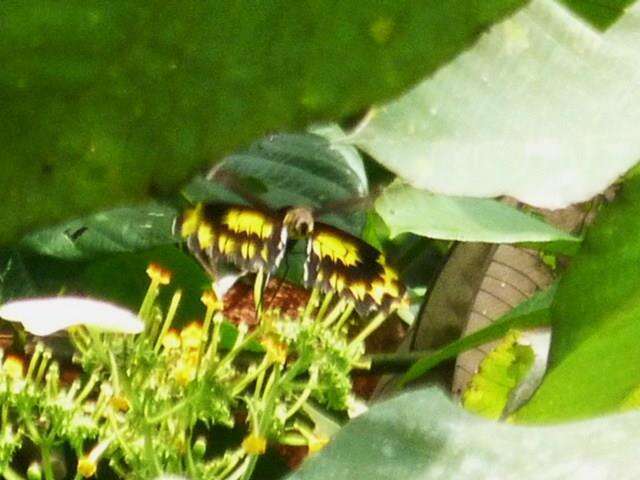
(304, 224, 407, 317)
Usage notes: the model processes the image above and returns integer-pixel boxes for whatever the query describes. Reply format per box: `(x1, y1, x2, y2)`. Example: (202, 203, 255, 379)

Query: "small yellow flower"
(242, 434, 267, 455)
(174, 361, 196, 386)
(180, 322, 203, 351)
(77, 456, 97, 478)
(78, 439, 111, 478)
(161, 329, 181, 350)
(201, 290, 223, 311)
(308, 434, 329, 454)
(173, 351, 199, 386)
(146, 263, 172, 285)
(261, 335, 287, 365)
(3, 355, 24, 380)
(110, 395, 130, 413)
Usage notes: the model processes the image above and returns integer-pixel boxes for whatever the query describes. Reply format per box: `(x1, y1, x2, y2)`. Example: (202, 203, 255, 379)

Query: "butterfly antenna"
(206, 166, 271, 211)
(313, 184, 383, 217)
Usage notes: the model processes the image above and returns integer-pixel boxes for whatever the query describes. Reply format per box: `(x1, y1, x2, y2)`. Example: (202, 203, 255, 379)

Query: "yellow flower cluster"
(162, 321, 205, 386)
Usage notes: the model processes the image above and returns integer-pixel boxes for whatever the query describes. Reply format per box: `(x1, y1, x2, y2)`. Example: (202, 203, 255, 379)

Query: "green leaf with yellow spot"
(462, 330, 534, 420)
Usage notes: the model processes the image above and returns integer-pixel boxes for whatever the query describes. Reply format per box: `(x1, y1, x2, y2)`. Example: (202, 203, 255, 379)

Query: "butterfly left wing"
(175, 203, 288, 293)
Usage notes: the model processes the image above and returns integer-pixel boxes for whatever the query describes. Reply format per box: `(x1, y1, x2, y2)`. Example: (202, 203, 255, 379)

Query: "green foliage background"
(0, 0, 524, 243)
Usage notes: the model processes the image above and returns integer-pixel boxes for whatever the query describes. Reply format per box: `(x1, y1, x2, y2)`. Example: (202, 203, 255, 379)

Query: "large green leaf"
(349, 0, 640, 209)
(0, 0, 526, 244)
(375, 182, 578, 244)
(289, 387, 640, 480)
(515, 175, 640, 422)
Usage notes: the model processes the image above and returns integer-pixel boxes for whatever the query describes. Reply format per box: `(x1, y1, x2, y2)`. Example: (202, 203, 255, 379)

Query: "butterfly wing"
(304, 224, 406, 317)
(175, 203, 288, 279)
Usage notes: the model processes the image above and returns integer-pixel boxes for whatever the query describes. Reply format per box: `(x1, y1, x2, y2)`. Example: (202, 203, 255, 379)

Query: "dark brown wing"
(174, 203, 288, 276)
(304, 223, 407, 317)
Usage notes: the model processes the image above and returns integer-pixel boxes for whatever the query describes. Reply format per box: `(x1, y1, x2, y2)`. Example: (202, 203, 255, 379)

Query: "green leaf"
(462, 330, 534, 419)
(560, 0, 635, 29)
(0, 0, 526, 243)
(0, 248, 38, 302)
(20, 202, 177, 261)
(184, 131, 369, 235)
(77, 246, 210, 322)
(289, 387, 640, 480)
(375, 182, 578, 244)
(515, 175, 640, 422)
(350, 0, 640, 209)
(398, 284, 555, 385)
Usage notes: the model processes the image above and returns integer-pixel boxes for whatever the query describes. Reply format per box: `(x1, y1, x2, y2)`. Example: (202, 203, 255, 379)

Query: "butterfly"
(174, 167, 407, 318)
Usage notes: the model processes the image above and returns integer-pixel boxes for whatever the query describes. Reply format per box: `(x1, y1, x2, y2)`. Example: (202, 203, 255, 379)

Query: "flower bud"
(110, 395, 130, 413)
(27, 462, 42, 480)
(146, 263, 172, 285)
(193, 436, 207, 459)
(201, 290, 222, 311)
(307, 434, 329, 454)
(161, 329, 181, 350)
(180, 322, 203, 351)
(77, 457, 97, 478)
(2, 355, 24, 380)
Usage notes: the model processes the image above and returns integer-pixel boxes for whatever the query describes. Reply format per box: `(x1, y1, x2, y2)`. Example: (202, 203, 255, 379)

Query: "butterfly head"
(283, 207, 314, 238)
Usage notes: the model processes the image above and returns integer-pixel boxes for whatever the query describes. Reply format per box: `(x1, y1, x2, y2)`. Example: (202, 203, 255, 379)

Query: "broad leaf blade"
(560, 0, 636, 29)
(375, 182, 578, 243)
(289, 387, 640, 480)
(351, 0, 640, 209)
(0, 0, 525, 243)
(20, 131, 368, 261)
(515, 175, 640, 422)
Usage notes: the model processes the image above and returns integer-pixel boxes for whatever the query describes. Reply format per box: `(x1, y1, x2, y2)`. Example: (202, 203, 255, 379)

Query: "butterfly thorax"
(283, 206, 314, 238)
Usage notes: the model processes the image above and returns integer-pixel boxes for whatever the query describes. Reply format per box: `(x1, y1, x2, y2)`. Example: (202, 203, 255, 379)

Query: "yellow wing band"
(312, 231, 360, 267)
(224, 209, 274, 239)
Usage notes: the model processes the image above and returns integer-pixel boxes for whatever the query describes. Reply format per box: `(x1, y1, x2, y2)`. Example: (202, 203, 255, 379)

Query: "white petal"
(0, 296, 144, 336)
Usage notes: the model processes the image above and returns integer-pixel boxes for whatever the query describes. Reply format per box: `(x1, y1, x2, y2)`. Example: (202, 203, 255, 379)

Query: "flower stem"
(153, 289, 182, 354)
(232, 355, 271, 397)
(302, 287, 320, 319)
(139, 279, 160, 324)
(40, 443, 55, 480)
(315, 291, 334, 323)
(321, 298, 347, 327)
(333, 303, 355, 331)
(349, 312, 387, 347)
(2, 466, 26, 480)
